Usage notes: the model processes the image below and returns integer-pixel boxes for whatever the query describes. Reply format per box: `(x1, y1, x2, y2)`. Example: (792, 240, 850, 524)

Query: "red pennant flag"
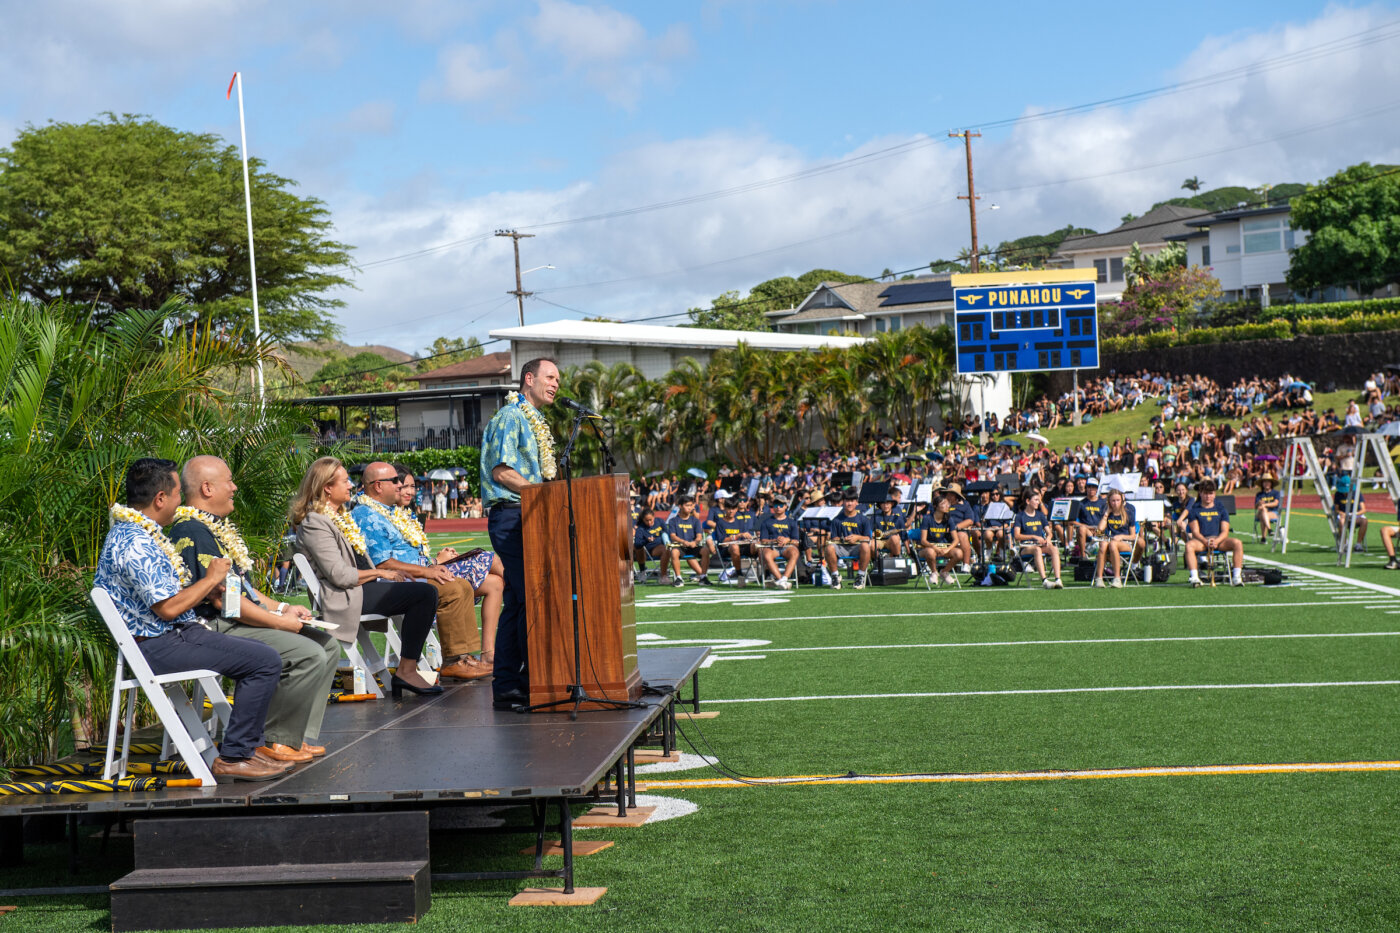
(226, 73, 238, 100)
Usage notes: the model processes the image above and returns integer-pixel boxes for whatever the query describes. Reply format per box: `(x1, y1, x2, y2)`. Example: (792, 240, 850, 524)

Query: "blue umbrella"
(1286, 381, 1311, 390)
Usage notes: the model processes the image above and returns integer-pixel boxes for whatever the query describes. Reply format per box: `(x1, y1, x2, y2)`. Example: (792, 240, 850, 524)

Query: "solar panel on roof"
(877, 281, 954, 307)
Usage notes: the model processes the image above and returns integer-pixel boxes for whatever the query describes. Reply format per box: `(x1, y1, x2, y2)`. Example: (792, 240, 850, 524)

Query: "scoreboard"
(952, 278, 1099, 375)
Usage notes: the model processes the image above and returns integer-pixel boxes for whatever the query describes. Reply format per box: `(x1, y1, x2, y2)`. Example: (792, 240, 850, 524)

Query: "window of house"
(1094, 259, 1108, 283)
(1243, 217, 1283, 254)
(1110, 257, 1124, 282)
(1201, 244, 1211, 266)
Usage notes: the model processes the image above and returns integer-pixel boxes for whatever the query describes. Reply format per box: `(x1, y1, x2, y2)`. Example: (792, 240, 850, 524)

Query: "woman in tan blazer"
(292, 457, 443, 697)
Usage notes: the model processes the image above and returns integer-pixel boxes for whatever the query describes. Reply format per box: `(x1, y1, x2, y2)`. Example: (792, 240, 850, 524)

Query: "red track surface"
(422, 517, 488, 533)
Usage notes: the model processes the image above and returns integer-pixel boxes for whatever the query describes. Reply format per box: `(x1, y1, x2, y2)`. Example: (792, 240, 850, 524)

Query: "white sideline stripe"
(718, 631, 1400, 655)
(640, 600, 1341, 626)
(637, 760, 1400, 790)
(705, 680, 1400, 705)
(1247, 554, 1400, 598)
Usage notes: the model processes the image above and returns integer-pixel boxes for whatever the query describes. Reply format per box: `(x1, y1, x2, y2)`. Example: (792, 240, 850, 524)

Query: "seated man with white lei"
(351, 461, 497, 681)
(94, 458, 285, 783)
(170, 456, 341, 764)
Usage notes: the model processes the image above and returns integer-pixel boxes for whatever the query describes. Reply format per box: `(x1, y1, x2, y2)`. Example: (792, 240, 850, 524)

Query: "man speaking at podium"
(480, 358, 560, 710)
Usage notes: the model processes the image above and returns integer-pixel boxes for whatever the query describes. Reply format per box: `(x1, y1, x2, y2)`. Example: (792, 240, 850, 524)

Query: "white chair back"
(90, 587, 230, 787)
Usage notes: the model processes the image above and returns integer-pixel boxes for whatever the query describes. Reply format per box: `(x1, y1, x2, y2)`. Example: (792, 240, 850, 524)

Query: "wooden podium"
(522, 472, 641, 710)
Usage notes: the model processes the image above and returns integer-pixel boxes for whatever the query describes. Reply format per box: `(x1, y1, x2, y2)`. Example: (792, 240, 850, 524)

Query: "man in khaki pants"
(351, 462, 491, 680)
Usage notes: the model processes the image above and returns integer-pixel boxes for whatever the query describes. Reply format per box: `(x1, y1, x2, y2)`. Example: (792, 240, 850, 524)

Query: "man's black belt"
(488, 501, 521, 513)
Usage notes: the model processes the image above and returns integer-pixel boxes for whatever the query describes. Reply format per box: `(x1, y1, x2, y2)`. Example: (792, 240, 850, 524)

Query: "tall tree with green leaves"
(0, 113, 353, 345)
(310, 352, 414, 395)
(421, 336, 483, 369)
(1287, 162, 1400, 295)
(1182, 176, 1203, 193)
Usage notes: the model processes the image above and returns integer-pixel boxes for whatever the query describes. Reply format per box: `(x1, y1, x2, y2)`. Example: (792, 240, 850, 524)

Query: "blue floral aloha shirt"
(480, 398, 544, 509)
(351, 502, 427, 567)
(93, 522, 200, 638)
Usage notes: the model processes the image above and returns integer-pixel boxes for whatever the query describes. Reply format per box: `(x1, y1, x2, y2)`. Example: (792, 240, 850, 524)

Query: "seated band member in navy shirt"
(710, 498, 754, 585)
(873, 497, 908, 559)
(756, 499, 800, 590)
(917, 495, 964, 586)
(1254, 474, 1281, 540)
(632, 508, 671, 584)
(1091, 488, 1139, 588)
(1013, 489, 1063, 589)
(1074, 478, 1107, 557)
(822, 490, 873, 590)
(666, 495, 712, 585)
(1184, 478, 1244, 586)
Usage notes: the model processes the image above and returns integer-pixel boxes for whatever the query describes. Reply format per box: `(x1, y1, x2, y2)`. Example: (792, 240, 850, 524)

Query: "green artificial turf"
(8, 511, 1399, 931)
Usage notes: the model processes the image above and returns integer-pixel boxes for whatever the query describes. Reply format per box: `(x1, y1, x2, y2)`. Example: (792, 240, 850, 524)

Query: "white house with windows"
(1167, 204, 1306, 303)
(1050, 205, 1213, 300)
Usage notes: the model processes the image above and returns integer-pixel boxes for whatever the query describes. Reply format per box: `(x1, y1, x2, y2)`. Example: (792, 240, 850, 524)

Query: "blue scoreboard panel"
(952, 281, 1099, 375)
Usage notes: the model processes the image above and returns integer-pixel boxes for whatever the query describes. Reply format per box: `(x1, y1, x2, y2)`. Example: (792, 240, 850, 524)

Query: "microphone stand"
(522, 409, 642, 719)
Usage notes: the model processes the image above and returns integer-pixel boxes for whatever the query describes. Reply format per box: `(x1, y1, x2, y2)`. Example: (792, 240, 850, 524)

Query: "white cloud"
(530, 0, 647, 65)
(428, 43, 513, 102)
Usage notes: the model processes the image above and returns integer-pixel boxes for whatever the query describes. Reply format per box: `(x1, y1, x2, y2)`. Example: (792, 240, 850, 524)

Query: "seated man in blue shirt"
(710, 498, 755, 585)
(823, 490, 873, 589)
(633, 508, 671, 584)
(1185, 479, 1244, 586)
(756, 499, 801, 590)
(1073, 478, 1107, 557)
(666, 495, 710, 585)
(1254, 474, 1281, 540)
(94, 458, 284, 783)
(352, 462, 492, 681)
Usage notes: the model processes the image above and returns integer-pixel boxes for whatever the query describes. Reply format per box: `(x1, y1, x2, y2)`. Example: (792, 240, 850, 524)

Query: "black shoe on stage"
(390, 675, 444, 699)
(493, 689, 527, 711)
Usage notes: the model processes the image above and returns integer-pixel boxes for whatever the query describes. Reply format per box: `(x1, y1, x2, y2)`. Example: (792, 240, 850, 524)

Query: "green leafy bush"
(1295, 312, 1400, 335)
(391, 448, 481, 492)
(1260, 297, 1400, 322)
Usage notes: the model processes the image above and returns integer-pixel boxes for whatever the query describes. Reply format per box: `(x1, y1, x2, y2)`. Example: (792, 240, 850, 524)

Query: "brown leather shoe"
(300, 741, 326, 757)
(252, 748, 295, 771)
(439, 658, 492, 680)
(257, 742, 314, 762)
(212, 756, 286, 783)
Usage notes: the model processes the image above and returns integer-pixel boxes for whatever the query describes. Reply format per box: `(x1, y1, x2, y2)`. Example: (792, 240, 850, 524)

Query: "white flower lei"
(315, 501, 369, 556)
(354, 494, 428, 555)
(110, 504, 191, 586)
(506, 391, 558, 480)
(173, 506, 254, 574)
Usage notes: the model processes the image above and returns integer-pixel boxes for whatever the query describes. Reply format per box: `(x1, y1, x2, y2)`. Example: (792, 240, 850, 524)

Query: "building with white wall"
(1050, 205, 1212, 299)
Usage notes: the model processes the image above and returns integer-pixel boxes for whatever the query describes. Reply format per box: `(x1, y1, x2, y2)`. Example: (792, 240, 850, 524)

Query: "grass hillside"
(1005, 389, 1356, 453)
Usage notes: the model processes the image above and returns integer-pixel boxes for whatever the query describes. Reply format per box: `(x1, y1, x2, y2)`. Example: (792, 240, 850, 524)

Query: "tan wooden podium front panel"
(522, 473, 640, 709)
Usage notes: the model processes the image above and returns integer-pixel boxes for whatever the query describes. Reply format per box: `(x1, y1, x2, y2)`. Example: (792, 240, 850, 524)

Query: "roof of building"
(409, 350, 512, 383)
(487, 319, 866, 350)
(1055, 204, 1213, 253)
(782, 274, 954, 323)
(1183, 203, 1293, 226)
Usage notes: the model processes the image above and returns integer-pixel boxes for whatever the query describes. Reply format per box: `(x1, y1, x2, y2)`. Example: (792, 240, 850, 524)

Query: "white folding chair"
(91, 587, 231, 787)
(294, 553, 440, 698)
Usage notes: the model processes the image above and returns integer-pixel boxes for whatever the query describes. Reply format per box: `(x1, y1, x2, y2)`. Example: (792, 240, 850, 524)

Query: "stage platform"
(1, 648, 707, 928)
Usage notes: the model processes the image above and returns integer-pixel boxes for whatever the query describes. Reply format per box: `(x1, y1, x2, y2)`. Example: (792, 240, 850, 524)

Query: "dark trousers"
(360, 580, 439, 661)
(139, 624, 281, 761)
(488, 506, 527, 696)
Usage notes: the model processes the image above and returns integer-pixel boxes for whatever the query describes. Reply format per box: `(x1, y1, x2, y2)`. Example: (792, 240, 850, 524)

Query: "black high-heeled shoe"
(390, 674, 444, 699)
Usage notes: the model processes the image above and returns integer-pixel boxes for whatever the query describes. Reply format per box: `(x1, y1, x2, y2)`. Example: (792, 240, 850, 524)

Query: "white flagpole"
(232, 71, 265, 408)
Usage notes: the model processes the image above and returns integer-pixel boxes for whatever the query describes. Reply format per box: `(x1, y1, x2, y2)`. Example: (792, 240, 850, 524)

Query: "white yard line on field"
(637, 600, 1343, 626)
(702, 630, 1400, 655)
(705, 680, 1400, 705)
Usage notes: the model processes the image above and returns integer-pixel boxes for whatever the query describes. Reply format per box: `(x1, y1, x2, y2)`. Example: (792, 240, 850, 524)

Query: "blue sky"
(3, 1, 1399, 355)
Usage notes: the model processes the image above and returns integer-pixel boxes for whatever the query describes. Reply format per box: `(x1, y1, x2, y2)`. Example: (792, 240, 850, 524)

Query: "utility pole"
(949, 130, 982, 273)
(495, 229, 535, 326)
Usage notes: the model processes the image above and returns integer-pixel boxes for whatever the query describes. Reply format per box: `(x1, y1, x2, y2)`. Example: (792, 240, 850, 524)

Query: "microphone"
(558, 396, 603, 418)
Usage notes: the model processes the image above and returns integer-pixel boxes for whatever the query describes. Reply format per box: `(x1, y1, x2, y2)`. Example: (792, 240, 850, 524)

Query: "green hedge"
(1260, 296, 1400, 322)
(386, 447, 481, 492)
(1294, 312, 1400, 336)
(1102, 320, 1290, 353)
